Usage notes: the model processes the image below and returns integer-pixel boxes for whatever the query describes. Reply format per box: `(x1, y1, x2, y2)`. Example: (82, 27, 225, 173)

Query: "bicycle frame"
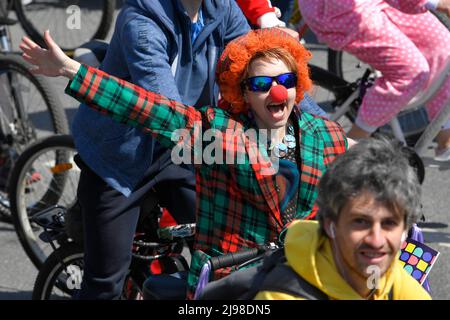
(0, 0, 15, 52)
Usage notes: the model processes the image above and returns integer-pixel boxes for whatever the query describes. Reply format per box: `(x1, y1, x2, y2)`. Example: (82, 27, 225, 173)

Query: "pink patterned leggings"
(343, 7, 450, 131)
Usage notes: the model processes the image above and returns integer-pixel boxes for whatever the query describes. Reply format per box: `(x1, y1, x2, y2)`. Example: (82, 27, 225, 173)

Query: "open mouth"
(266, 102, 287, 119)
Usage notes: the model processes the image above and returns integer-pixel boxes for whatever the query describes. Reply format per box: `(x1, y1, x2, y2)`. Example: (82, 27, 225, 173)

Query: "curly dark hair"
(316, 135, 422, 234)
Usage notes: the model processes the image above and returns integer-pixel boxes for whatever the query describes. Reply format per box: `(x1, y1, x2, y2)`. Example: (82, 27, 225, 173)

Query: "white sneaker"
(435, 147, 450, 162)
(21, 0, 33, 6)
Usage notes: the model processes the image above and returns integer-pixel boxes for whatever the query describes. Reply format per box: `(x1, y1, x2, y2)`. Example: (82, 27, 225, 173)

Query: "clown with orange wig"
(20, 28, 348, 298)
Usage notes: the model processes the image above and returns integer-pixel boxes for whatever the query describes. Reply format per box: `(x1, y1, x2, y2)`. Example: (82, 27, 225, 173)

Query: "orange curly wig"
(216, 28, 312, 114)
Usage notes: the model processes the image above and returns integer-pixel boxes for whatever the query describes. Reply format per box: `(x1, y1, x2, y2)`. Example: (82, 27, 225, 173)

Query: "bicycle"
(7, 134, 192, 299)
(31, 204, 194, 300)
(308, 54, 450, 186)
(0, 12, 69, 220)
(31, 205, 194, 299)
(1, 0, 116, 55)
(8, 134, 79, 268)
(23, 139, 195, 300)
(21, 135, 276, 300)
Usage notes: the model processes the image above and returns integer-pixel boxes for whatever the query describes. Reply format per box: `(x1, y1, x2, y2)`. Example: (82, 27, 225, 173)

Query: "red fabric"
(235, 0, 274, 26)
(150, 260, 163, 274)
(159, 208, 177, 227)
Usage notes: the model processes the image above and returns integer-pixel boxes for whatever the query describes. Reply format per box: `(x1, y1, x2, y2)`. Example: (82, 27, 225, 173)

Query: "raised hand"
(20, 30, 80, 79)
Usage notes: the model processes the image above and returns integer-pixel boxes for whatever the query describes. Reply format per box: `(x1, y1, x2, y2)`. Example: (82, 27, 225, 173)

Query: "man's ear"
(401, 230, 407, 243)
(324, 219, 336, 239)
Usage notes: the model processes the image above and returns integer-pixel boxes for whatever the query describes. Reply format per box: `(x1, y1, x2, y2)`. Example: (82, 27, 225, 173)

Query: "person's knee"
(392, 59, 430, 94)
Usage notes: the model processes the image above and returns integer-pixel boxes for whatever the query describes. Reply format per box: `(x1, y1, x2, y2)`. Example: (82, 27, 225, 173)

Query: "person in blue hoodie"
(69, 0, 328, 299)
(70, 0, 250, 299)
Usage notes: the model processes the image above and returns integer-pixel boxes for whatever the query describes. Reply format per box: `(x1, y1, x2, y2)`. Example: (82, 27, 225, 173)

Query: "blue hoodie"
(71, 0, 250, 196)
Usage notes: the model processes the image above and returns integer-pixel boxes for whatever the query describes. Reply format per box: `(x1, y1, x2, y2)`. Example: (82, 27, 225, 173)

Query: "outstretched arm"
(20, 31, 202, 148)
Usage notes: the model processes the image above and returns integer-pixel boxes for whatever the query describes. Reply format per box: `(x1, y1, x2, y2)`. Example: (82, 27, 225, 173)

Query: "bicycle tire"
(308, 63, 357, 120)
(0, 54, 68, 134)
(31, 241, 175, 300)
(32, 242, 84, 300)
(9, 135, 78, 269)
(0, 54, 68, 221)
(328, 49, 342, 78)
(14, 0, 116, 54)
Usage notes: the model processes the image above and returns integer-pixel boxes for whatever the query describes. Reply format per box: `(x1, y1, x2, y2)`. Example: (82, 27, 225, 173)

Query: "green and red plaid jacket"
(65, 65, 348, 298)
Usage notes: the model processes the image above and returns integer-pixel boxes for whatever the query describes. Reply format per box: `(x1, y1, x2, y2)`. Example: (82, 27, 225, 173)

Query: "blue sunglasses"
(243, 72, 297, 92)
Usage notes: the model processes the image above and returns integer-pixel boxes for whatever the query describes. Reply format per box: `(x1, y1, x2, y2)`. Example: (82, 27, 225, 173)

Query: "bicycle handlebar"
(209, 248, 260, 271)
(209, 243, 279, 271)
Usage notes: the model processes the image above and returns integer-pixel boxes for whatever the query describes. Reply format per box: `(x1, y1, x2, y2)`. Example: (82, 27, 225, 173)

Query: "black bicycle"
(31, 174, 194, 299)
(8, 134, 193, 299)
(0, 10, 69, 220)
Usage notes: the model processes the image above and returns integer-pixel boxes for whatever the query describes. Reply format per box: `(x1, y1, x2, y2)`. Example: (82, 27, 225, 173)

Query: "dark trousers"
(271, 0, 295, 24)
(74, 152, 196, 299)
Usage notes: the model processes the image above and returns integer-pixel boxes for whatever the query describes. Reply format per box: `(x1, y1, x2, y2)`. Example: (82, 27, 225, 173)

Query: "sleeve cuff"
(354, 115, 378, 133)
(64, 63, 89, 98)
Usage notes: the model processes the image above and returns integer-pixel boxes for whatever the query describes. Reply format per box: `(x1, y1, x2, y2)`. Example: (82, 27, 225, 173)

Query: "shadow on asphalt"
(0, 290, 32, 300)
(423, 157, 450, 171)
(416, 222, 450, 244)
(419, 222, 449, 229)
(423, 231, 450, 244)
(0, 222, 14, 232)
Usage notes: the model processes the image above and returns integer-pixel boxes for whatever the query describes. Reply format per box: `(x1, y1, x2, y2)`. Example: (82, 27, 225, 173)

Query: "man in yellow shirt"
(256, 136, 431, 300)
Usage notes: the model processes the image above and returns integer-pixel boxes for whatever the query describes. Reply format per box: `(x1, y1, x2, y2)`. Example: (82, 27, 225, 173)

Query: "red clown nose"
(270, 85, 288, 104)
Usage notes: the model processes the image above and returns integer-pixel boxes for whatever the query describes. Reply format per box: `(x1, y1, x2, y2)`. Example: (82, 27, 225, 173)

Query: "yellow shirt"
(255, 220, 431, 300)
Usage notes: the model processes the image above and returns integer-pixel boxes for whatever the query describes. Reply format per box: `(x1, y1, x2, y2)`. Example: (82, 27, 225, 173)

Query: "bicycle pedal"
(31, 205, 66, 230)
(38, 229, 63, 243)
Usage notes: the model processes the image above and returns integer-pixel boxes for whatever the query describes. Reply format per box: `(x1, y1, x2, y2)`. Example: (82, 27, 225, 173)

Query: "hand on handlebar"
(437, 0, 450, 17)
(19, 30, 80, 79)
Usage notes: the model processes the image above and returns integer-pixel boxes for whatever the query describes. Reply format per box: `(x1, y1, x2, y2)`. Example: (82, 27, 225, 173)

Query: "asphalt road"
(0, 3, 449, 300)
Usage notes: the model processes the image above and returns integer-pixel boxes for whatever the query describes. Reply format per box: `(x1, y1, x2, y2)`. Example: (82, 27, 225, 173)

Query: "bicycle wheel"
(328, 48, 371, 83)
(32, 243, 84, 300)
(9, 135, 80, 269)
(308, 64, 358, 132)
(0, 54, 68, 219)
(32, 245, 163, 300)
(14, 0, 116, 54)
(31, 241, 163, 300)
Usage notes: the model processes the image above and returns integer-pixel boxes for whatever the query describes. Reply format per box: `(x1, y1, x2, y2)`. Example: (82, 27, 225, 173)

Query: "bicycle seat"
(142, 271, 188, 300)
(73, 39, 109, 68)
(0, 17, 17, 26)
